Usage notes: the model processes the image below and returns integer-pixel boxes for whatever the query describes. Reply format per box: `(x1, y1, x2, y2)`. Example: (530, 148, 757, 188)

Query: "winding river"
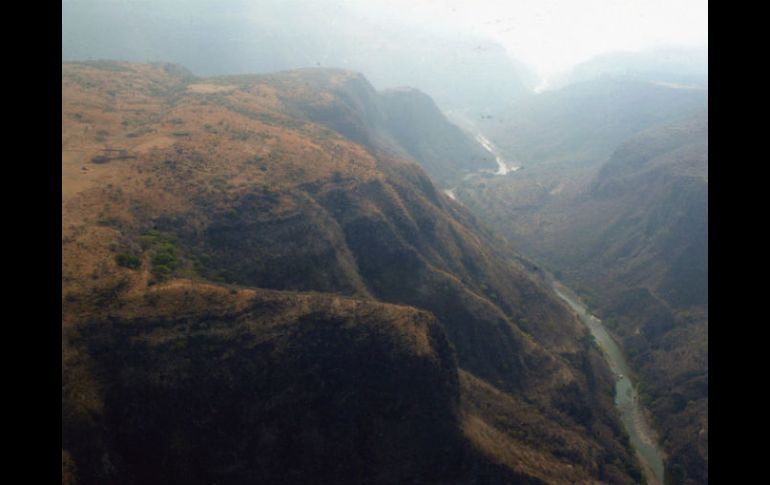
(549, 279, 666, 485)
(442, 110, 666, 483)
(474, 133, 520, 175)
(441, 117, 521, 200)
(444, 110, 521, 176)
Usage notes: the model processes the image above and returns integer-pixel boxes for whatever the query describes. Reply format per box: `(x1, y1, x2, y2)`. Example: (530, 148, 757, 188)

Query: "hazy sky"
(63, 0, 708, 83)
(338, 0, 707, 79)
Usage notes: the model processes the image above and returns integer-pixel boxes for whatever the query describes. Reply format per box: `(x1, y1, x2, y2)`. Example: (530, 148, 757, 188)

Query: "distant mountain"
(549, 46, 708, 91)
(62, 62, 642, 484)
(477, 76, 707, 171)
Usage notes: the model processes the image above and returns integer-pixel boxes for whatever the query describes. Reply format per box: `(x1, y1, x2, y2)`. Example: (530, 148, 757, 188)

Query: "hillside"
(62, 61, 642, 484)
(249, 68, 495, 186)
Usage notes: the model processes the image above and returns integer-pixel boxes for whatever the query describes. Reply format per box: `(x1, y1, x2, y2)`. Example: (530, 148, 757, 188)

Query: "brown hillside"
(62, 61, 641, 483)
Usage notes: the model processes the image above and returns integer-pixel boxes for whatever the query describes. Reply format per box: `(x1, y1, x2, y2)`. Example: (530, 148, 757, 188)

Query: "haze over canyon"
(62, 2, 707, 484)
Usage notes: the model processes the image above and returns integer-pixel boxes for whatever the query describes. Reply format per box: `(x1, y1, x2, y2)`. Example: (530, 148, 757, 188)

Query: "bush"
(152, 264, 173, 275)
(115, 253, 141, 269)
(151, 251, 177, 267)
(135, 229, 183, 278)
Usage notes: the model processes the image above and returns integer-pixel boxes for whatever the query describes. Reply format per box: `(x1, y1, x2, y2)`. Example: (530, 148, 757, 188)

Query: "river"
(474, 133, 520, 175)
(442, 109, 666, 483)
(441, 117, 521, 200)
(549, 279, 666, 485)
(444, 110, 521, 176)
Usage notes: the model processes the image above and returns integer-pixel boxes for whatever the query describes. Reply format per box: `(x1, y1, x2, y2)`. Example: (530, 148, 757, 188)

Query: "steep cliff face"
(62, 61, 641, 484)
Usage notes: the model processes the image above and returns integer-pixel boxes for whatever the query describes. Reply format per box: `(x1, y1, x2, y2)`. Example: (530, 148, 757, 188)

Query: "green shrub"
(136, 229, 183, 278)
(152, 264, 173, 276)
(152, 252, 177, 267)
(115, 253, 141, 269)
